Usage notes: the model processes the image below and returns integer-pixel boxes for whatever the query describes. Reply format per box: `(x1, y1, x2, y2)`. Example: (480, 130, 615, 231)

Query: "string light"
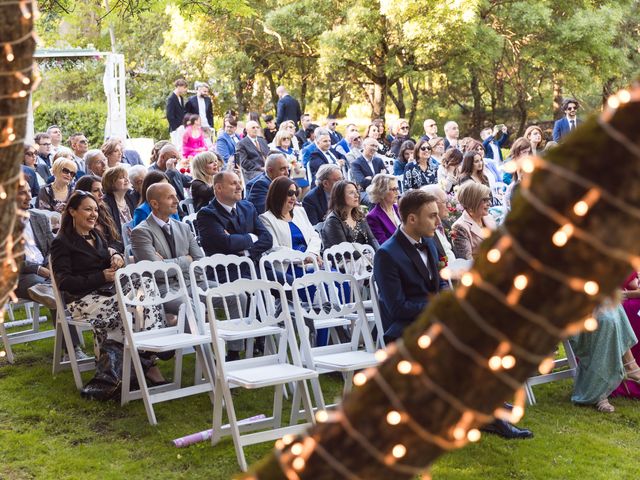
(460, 272, 474, 287)
(583, 316, 599, 332)
(353, 372, 368, 386)
(552, 223, 574, 247)
(417, 323, 442, 350)
(538, 357, 555, 375)
(386, 410, 403, 425)
(391, 444, 406, 459)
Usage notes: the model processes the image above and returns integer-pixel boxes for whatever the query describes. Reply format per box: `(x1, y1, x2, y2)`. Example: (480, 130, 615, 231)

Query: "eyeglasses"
(78, 139, 88, 144)
(566, 107, 577, 111)
(40, 142, 52, 147)
(420, 146, 432, 151)
(287, 189, 298, 197)
(61, 167, 77, 176)
(400, 126, 409, 130)
(25, 151, 36, 156)
(426, 123, 437, 128)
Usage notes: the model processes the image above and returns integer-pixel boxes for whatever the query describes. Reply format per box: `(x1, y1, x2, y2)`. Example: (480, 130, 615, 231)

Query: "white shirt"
(197, 96, 210, 128)
(23, 220, 44, 265)
(399, 226, 430, 277)
(151, 213, 170, 230)
(490, 142, 501, 161)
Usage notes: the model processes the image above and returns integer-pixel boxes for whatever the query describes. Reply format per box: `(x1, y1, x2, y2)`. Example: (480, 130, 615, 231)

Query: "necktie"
(570, 119, 576, 131)
(230, 207, 237, 217)
(253, 138, 260, 151)
(161, 223, 176, 258)
(179, 96, 183, 108)
(326, 150, 336, 164)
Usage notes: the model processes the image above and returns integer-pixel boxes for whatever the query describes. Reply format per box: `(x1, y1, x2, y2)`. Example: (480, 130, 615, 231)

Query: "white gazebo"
(27, 47, 127, 142)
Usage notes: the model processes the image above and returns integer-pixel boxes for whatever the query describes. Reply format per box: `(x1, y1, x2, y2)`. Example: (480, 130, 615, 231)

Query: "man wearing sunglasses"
(69, 132, 89, 172)
(553, 98, 581, 142)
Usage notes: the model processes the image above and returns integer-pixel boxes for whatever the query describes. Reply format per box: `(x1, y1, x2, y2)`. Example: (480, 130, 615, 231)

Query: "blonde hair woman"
(278, 120, 300, 151)
(274, 130, 309, 198)
(451, 181, 496, 260)
(190, 151, 220, 211)
(36, 157, 76, 212)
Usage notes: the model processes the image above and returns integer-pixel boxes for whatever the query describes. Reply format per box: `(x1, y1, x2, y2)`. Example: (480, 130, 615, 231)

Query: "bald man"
(235, 120, 270, 181)
(246, 152, 290, 214)
(131, 183, 203, 313)
(148, 144, 191, 202)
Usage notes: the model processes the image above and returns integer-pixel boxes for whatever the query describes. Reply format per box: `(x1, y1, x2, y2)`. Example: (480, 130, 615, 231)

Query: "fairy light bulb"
(618, 90, 632, 103)
(584, 317, 598, 331)
(315, 410, 328, 423)
(513, 274, 528, 290)
(4, 44, 14, 62)
(439, 267, 451, 280)
(391, 444, 406, 459)
(282, 434, 295, 445)
(375, 349, 388, 362)
(397, 360, 413, 374)
(552, 224, 574, 247)
(584, 281, 599, 296)
(292, 457, 305, 471)
(573, 201, 589, 216)
(501, 355, 516, 369)
(452, 427, 466, 440)
(521, 157, 535, 174)
(275, 439, 285, 450)
(418, 334, 432, 349)
(538, 357, 555, 375)
(290, 443, 303, 456)
(353, 372, 367, 386)
(386, 410, 403, 425)
(461, 272, 474, 287)
(607, 96, 621, 109)
(0, 351, 6, 358)
(467, 429, 481, 442)
(487, 248, 501, 263)
(488, 355, 502, 370)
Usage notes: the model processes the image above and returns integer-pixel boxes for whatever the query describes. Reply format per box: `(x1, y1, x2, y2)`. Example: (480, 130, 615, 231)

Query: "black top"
(190, 179, 214, 212)
(103, 190, 138, 239)
(51, 230, 112, 299)
(321, 211, 380, 252)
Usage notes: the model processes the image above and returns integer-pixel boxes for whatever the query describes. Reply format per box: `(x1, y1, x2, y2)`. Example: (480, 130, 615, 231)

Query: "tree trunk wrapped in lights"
(0, 0, 37, 360)
(245, 83, 640, 479)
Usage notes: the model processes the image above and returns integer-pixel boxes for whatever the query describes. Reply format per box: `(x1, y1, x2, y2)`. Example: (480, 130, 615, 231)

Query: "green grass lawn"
(2, 314, 640, 480)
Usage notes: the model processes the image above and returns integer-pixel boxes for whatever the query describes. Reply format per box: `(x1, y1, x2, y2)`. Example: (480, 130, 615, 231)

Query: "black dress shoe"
(481, 419, 533, 439)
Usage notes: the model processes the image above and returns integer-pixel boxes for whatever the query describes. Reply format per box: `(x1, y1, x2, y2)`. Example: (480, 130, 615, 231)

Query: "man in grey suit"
(131, 183, 202, 316)
(236, 120, 270, 181)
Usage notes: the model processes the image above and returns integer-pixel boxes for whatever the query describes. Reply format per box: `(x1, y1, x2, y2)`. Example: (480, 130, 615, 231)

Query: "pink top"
(182, 126, 207, 159)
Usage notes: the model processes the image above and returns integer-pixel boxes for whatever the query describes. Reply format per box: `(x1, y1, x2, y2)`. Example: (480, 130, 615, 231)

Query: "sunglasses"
(61, 167, 77, 176)
(287, 189, 298, 197)
(420, 146, 432, 151)
(400, 126, 409, 130)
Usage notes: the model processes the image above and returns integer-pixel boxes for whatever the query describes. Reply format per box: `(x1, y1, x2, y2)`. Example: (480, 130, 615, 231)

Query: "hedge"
(34, 101, 168, 148)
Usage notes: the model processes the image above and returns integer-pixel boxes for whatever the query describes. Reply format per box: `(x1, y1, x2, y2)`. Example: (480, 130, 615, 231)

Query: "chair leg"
(272, 385, 284, 429)
(290, 383, 302, 425)
(121, 346, 132, 406)
(52, 323, 63, 374)
(343, 371, 354, 396)
(211, 382, 224, 446)
(131, 350, 157, 425)
(221, 385, 247, 471)
(0, 319, 14, 364)
(173, 348, 183, 388)
(310, 376, 327, 413)
(299, 380, 316, 424)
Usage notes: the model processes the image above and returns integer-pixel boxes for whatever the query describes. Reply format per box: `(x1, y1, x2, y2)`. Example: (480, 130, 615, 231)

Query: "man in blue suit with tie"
(216, 116, 242, 164)
(350, 137, 388, 191)
(302, 164, 343, 225)
(197, 171, 272, 263)
(308, 127, 347, 183)
(373, 189, 448, 342)
(553, 99, 581, 142)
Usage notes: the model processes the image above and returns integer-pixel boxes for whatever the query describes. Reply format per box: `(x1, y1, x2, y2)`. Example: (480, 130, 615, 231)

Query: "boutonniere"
(438, 255, 448, 270)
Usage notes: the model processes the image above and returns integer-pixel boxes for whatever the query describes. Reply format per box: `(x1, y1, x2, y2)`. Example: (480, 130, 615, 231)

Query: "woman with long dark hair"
(74, 175, 123, 252)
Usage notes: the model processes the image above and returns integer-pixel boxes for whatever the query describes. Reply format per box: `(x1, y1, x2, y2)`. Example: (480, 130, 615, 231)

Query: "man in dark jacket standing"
(275, 85, 302, 128)
(166, 79, 188, 134)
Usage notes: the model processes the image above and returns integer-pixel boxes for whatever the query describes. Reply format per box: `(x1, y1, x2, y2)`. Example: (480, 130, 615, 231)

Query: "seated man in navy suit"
(197, 171, 272, 264)
(373, 189, 447, 342)
(308, 127, 347, 183)
(216, 116, 242, 164)
(351, 137, 388, 191)
(246, 153, 290, 214)
(302, 164, 343, 225)
(553, 98, 581, 142)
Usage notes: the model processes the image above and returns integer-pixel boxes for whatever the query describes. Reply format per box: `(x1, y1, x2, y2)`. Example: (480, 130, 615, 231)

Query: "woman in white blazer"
(259, 176, 322, 262)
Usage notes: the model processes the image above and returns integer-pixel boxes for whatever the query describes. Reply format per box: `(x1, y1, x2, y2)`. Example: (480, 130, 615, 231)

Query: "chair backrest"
(121, 219, 135, 265)
(382, 157, 395, 171)
(290, 271, 375, 359)
(395, 175, 405, 194)
(179, 198, 195, 216)
(189, 254, 258, 327)
(115, 260, 197, 335)
(369, 275, 386, 349)
(183, 213, 198, 239)
(204, 279, 303, 368)
(259, 248, 318, 290)
(323, 242, 375, 280)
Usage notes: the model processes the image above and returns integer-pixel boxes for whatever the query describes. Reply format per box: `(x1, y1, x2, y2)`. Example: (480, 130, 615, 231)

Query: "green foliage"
(34, 101, 167, 146)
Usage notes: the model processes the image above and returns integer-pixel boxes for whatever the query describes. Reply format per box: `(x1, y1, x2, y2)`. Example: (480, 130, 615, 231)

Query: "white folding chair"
(1, 299, 54, 363)
(50, 264, 96, 390)
(525, 339, 578, 405)
(259, 248, 319, 291)
(183, 212, 198, 240)
(121, 219, 135, 265)
(179, 198, 195, 216)
(116, 260, 216, 425)
(290, 271, 378, 412)
(189, 254, 281, 362)
(382, 157, 395, 173)
(30, 208, 61, 231)
(369, 276, 386, 350)
(205, 279, 317, 472)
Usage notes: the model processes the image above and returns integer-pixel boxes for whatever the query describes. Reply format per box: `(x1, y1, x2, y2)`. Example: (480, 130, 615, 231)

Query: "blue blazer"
(350, 155, 387, 190)
(246, 173, 272, 215)
(196, 198, 272, 262)
(553, 117, 581, 142)
(482, 132, 509, 161)
(302, 186, 329, 226)
(308, 148, 346, 182)
(276, 94, 302, 127)
(373, 230, 447, 341)
(216, 131, 241, 163)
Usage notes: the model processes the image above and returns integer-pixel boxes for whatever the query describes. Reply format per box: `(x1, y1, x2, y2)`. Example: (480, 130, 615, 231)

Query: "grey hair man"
(302, 163, 343, 225)
(246, 152, 290, 214)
